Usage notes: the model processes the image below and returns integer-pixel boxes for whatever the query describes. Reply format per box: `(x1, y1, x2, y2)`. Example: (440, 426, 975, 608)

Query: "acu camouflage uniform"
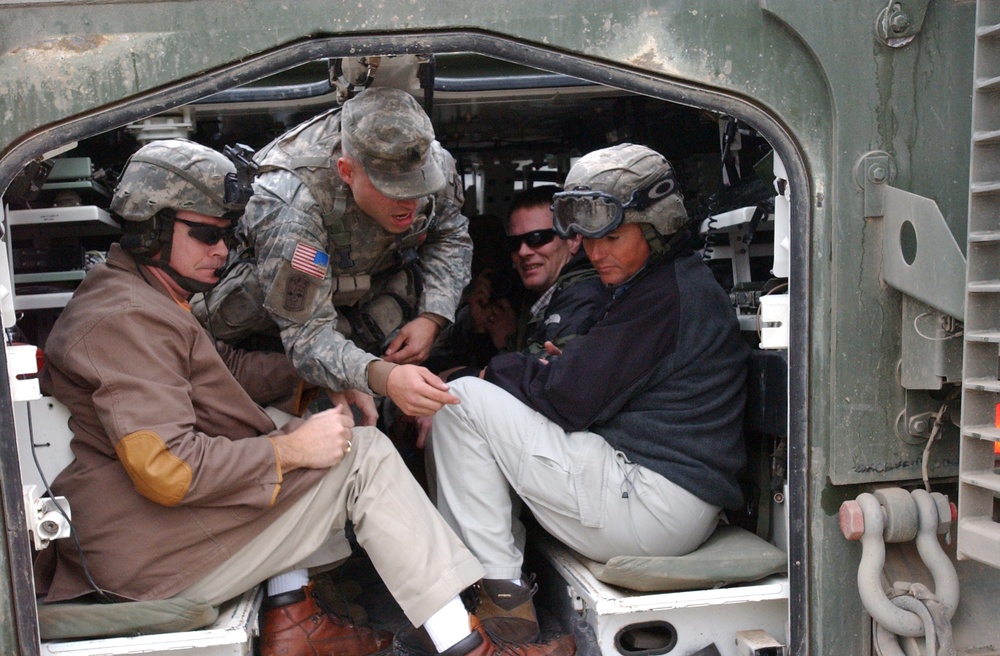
(195, 106, 472, 395)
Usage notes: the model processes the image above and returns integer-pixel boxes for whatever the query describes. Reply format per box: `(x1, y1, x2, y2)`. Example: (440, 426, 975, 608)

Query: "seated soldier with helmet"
(34, 139, 575, 656)
(194, 86, 473, 424)
(410, 144, 750, 652)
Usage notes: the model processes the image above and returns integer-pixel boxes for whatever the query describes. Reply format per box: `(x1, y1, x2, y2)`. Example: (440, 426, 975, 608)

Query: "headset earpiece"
(120, 214, 164, 257)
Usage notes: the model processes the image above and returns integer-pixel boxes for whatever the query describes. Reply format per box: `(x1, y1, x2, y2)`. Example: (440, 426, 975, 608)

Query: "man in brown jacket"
(36, 139, 574, 656)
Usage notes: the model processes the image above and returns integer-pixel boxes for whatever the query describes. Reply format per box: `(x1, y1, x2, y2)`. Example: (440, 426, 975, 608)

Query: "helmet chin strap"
(129, 212, 220, 294)
(641, 223, 689, 260)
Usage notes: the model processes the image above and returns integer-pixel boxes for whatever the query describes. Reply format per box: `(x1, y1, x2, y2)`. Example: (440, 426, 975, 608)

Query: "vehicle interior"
(2, 52, 791, 656)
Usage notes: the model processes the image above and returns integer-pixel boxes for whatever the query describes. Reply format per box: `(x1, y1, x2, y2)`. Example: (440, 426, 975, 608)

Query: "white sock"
(423, 595, 474, 652)
(267, 569, 310, 597)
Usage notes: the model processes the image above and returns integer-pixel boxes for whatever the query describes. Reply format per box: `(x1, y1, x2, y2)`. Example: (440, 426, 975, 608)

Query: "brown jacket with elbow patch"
(35, 244, 326, 602)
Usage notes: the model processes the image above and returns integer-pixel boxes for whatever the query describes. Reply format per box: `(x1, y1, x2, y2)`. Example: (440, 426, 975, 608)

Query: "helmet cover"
(111, 138, 241, 223)
(557, 143, 687, 238)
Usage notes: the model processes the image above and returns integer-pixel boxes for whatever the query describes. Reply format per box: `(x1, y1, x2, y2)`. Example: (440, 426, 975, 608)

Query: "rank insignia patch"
(284, 272, 310, 312)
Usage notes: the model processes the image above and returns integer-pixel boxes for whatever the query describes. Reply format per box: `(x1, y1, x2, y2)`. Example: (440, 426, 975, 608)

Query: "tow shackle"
(839, 488, 959, 638)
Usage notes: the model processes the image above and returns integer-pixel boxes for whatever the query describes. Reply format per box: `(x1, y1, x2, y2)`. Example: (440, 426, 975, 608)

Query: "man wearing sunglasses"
(499, 186, 607, 355)
(37, 140, 577, 656)
(427, 144, 750, 609)
(432, 186, 606, 384)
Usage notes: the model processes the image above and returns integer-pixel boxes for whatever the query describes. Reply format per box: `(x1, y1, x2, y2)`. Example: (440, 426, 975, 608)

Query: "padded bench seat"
(577, 523, 787, 593)
(38, 586, 262, 656)
(535, 528, 789, 656)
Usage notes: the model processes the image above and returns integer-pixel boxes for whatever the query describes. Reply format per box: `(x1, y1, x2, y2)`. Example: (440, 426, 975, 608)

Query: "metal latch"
(857, 151, 893, 220)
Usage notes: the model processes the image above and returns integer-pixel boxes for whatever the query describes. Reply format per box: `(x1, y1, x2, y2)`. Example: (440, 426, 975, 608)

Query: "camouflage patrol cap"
(563, 143, 688, 236)
(340, 87, 446, 200)
(111, 138, 241, 223)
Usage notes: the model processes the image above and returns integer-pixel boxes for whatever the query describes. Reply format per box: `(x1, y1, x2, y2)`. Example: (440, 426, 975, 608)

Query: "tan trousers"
(432, 377, 720, 580)
(176, 426, 485, 627)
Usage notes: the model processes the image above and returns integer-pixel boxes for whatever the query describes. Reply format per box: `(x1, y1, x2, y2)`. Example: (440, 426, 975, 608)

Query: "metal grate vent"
(958, 1, 1000, 568)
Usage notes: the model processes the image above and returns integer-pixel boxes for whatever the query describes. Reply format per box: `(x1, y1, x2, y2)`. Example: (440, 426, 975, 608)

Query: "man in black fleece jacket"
(430, 144, 749, 633)
(425, 186, 608, 379)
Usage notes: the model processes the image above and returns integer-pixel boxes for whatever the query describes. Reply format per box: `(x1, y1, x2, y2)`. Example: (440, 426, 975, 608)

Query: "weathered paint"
(0, 1, 984, 654)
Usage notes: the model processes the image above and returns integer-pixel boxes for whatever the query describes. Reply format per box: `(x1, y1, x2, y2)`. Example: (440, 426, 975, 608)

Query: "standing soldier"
(195, 87, 473, 421)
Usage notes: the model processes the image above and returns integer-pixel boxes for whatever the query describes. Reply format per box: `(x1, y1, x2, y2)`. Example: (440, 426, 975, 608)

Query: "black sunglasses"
(505, 229, 557, 253)
(174, 217, 235, 246)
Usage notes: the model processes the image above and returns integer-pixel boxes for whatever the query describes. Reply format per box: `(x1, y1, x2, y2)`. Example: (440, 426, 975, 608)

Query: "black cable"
(27, 407, 115, 604)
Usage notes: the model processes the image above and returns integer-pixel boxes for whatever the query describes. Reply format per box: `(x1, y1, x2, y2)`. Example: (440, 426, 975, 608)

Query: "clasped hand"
(273, 404, 356, 472)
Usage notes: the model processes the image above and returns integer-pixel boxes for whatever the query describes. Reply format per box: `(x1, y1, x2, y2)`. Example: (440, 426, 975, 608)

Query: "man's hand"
(272, 405, 355, 473)
(539, 340, 563, 365)
(326, 388, 378, 426)
(383, 316, 441, 364)
(385, 364, 460, 416)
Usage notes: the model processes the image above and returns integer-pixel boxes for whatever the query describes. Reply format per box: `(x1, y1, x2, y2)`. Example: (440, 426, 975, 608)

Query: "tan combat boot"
(261, 583, 392, 656)
(470, 578, 540, 643)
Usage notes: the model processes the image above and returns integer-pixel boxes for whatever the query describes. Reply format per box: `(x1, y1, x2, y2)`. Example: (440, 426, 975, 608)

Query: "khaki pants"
(432, 377, 721, 580)
(176, 427, 485, 627)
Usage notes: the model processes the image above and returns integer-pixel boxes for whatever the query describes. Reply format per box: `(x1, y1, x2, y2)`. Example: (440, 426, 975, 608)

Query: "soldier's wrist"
(367, 360, 398, 397)
(418, 312, 448, 332)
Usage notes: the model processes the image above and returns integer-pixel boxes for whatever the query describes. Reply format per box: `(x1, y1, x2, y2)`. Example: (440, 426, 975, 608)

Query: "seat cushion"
(581, 524, 787, 592)
(37, 597, 218, 640)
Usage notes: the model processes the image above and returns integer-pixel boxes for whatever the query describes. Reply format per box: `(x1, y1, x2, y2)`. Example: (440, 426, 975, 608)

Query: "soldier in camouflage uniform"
(195, 87, 473, 420)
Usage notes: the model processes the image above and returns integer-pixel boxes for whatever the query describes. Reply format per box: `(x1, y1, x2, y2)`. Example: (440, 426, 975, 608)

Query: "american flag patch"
(291, 242, 329, 279)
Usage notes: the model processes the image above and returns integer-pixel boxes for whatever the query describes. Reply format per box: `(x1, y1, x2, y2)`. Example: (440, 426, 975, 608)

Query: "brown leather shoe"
(393, 619, 575, 656)
(261, 583, 392, 656)
(471, 578, 540, 643)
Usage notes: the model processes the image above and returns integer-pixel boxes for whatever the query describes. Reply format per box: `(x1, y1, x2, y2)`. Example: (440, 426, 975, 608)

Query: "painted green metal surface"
(0, 1, 982, 654)
(0, 2, 826, 162)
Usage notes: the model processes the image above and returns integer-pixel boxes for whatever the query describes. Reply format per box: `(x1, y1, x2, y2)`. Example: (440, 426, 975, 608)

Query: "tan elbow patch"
(116, 430, 192, 506)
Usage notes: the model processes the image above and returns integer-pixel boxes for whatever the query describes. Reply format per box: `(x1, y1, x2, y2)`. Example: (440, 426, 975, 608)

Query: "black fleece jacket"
(520, 249, 608, 353)
(485, 248, 749, 509)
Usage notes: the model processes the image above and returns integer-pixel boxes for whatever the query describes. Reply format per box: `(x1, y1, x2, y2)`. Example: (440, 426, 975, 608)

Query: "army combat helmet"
(111, 138, 253, 293)
(551, 143, 688, 252)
